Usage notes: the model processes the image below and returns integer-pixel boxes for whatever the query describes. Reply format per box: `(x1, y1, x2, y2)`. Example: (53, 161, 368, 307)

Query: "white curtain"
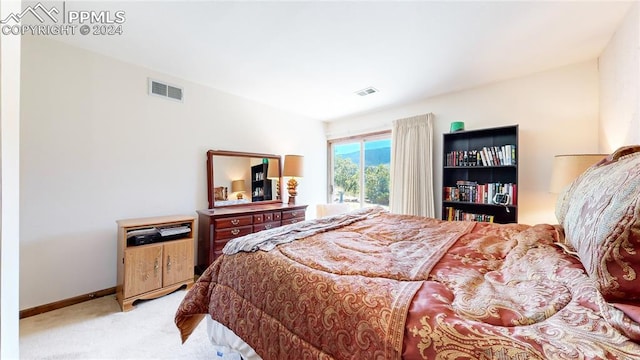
(390, 113, 435, 217)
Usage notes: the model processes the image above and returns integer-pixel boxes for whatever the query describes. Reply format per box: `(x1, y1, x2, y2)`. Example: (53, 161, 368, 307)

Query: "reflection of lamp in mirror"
(267, 158, 281, 200)
(549, 154, 607, 193)
(283, 155, 304, 205)
(231, 179, 246, 200)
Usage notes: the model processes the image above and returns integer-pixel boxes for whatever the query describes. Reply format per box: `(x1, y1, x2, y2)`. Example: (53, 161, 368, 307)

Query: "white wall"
(19, 36, 326, 309)
(326, 61, 600, 225)
(599, 2, 640, 149)
(1, 1, 21, 357)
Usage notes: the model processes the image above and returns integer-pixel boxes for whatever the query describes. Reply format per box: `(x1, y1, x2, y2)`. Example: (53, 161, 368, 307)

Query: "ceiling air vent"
(355, 87, 379, 97)
(148, 78, 184, 102)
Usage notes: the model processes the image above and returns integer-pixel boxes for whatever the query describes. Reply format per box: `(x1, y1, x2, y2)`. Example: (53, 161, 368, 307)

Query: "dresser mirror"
(207, 150, 282, 208)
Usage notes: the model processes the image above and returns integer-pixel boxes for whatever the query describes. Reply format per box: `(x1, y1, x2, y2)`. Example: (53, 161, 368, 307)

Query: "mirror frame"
(207, 150, 282, 209)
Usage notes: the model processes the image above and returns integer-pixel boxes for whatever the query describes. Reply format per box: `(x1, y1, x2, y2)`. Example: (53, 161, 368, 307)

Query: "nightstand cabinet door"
(163, 239, 194, 287)
(124, 245, 163, 298)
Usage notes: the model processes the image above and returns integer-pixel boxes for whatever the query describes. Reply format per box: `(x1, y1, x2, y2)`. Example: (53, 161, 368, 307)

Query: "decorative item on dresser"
(196, 203, 308, 274)
(116, 215, 195, 312)
(213, 186, 227, 201)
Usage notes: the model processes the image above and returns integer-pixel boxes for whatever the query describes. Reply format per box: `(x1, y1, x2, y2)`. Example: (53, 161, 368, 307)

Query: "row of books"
(443, 181, 517, 205)
(445, 145, 516, 167)
(443, 207, 495, 222)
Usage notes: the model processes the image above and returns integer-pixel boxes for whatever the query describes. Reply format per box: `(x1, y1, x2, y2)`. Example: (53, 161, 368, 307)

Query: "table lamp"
(549, 154, 607, 193)
(283, 155, 304, 205)
(231, 179, 246, 200)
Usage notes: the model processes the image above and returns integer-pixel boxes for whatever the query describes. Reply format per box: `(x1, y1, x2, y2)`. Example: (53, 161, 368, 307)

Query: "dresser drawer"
(254, 212, 280, 224)
(253, 221, 281, 232)
(282, 209, 305, 221)
(215, 215, 253, 229)
(213, 237, 238, 252)
(282, 217, 305, 225)
(214, 225, 252, 240)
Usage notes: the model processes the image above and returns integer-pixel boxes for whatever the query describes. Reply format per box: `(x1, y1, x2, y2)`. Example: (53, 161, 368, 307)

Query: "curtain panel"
(390, 113, 435, 217)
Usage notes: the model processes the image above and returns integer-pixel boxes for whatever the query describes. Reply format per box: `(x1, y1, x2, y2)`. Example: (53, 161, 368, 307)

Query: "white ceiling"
(46, 1, 633, 121)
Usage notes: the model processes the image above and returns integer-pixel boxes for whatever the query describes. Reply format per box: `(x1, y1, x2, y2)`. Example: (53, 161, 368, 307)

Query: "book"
(482, 147, 493, 166)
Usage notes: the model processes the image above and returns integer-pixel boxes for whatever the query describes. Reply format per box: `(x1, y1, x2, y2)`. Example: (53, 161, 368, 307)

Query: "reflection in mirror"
(207, 150, 282, 208)
(267, 158, 281, 200)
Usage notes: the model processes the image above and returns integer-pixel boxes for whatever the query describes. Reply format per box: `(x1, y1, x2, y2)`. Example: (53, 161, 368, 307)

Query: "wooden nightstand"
(116, 215, 195, 312)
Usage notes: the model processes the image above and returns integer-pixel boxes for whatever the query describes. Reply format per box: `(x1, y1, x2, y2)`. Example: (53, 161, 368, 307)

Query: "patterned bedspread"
(175, 208, 640, 359)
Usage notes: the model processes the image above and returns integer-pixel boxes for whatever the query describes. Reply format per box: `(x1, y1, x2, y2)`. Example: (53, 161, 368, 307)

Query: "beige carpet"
(20, 289, 212, 359)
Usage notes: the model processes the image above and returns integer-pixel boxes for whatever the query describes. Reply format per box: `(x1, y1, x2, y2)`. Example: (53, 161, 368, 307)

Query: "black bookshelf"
(442, 125, 518, 223)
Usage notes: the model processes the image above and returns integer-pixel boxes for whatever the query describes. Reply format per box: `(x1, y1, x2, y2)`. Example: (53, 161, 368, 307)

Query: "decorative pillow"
(557, 145, 640, 301)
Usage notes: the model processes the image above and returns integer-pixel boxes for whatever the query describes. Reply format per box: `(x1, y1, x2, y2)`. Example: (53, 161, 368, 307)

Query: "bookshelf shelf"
(442, 125, 518, 223)
(442, 200, 516, 208)
(443, 165, 517, 169)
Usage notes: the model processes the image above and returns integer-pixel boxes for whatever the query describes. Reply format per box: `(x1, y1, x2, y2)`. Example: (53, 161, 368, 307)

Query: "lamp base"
(287, 177, 298, 205)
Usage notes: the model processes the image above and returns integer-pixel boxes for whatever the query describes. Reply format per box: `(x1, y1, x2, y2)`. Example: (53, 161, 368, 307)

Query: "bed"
(176, 145, 640, 359)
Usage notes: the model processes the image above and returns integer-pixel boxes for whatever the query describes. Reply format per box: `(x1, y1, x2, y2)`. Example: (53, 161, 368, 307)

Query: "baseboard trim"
(19, 287, 116, 319)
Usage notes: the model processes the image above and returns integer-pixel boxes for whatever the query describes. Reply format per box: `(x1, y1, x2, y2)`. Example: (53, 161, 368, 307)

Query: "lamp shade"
(231, 179, 246, 193)
(549, 154, 606, 193)
(267, 158, 280, 179)
(283, 155, 304, 178)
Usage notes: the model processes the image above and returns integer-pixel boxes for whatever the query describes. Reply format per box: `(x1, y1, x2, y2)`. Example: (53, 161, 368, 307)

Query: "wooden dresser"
(196, 203, 307, 273)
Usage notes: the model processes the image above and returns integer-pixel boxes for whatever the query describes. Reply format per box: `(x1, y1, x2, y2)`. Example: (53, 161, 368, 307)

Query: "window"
(328, 131, 391, 210)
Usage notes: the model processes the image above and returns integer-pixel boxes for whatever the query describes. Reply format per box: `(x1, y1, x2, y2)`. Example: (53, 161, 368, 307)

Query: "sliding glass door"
(329, 132, 391, 210)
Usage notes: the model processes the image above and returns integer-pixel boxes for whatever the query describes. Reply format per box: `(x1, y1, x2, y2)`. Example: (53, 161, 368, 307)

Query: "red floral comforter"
(175, 208, 640, 359)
